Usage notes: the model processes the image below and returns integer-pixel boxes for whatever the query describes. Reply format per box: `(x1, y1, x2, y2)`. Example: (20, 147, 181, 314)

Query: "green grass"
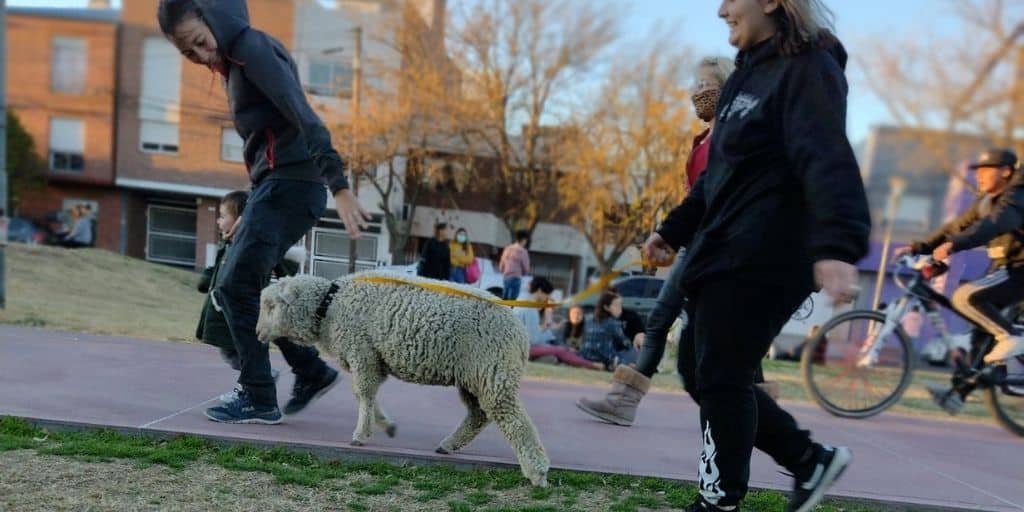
(0, 416, 884, 512)
(0, 244, 199, 342)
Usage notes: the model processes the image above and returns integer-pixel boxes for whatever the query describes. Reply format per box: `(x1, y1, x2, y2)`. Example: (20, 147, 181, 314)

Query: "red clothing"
(686, 128, 712, 188)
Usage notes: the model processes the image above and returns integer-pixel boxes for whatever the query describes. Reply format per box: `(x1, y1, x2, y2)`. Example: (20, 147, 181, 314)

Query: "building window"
(52, 37, 87, 94)
(309, 228, 378, 279)
(48, 118, 85, 172)
(221, 128, 244, 163)
(146, 204, 196, 266)
(304, 58, 352, 97)
(140, 38, 181, 155)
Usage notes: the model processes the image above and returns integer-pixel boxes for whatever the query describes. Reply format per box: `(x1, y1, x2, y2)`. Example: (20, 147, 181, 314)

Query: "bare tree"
(858, 0, 1023, 171)
(558, 43, 696, 273)
(443, 0, 621, 236)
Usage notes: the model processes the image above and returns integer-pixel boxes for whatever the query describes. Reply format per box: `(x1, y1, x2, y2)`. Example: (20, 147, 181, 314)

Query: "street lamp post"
(872, 176, 908, 310)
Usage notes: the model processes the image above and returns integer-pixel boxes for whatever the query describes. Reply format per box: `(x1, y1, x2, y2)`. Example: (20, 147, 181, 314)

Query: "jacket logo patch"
(720, 92, 761, 122)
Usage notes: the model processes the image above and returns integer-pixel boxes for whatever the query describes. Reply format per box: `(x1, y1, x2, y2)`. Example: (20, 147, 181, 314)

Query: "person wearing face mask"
(449, 228, 475, 284)
(578, 56, 754, 425)
(644, 1, 871, 511)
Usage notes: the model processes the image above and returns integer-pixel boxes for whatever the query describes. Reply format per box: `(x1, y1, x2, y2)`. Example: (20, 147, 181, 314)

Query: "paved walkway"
(1, 326, 1022, 511)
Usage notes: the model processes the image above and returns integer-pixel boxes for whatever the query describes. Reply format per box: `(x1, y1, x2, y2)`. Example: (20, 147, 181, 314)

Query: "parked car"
(6, 217, 46, 245)
(377, 257, 530, 298)
(573, 275, 665, 320)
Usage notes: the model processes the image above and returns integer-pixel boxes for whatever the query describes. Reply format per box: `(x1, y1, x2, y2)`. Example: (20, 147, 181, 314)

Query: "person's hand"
(224, 215, 242, 241)
(813, 259, 860, 305)
(333, 188, 371, 238)
(642, 232, 675, 267)
(633, 332, 645, 350)
(892, 246, 913, 259)
(932, 241, 953, 262)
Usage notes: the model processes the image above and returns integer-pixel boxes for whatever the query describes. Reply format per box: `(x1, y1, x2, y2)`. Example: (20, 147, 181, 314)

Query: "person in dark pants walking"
(643, 1, 872, 511)
(417, 222, 452, 280)
(159, 0, 370, 425)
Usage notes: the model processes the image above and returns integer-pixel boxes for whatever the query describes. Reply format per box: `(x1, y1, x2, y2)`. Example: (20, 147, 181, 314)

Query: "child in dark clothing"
(197, 190, 301, 400)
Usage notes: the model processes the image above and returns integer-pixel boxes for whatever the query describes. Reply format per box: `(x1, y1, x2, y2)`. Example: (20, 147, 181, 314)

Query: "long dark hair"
(157, 0, 202, 36)
(771, 0, 837, 56)
(594, 291, 620, 322)
(563, 307, 586, 339)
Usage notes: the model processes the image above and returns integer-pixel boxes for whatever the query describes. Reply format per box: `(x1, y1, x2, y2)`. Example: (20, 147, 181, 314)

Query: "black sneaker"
(684, 497, 738, 511)
(284, 367, 340, 416)
(205, 390, 282, 425)
(926, 384, 965, 415)
(787, 445, 852, 512)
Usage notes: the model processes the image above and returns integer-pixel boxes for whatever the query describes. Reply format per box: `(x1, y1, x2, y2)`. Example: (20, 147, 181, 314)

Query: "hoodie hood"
(195, 0, 250, 55)
(821, 36, 848, 71)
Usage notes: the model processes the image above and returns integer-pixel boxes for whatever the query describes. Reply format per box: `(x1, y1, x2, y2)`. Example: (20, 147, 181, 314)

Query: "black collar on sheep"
(314, 282, 341, 335)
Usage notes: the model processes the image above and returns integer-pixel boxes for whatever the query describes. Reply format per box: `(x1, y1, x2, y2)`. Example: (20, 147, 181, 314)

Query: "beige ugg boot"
(576, 365, 651, 426)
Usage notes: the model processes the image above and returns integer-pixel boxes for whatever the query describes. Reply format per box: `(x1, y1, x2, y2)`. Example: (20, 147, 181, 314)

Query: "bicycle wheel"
(984, 357, 1024, 437)
(801, 310, 914, 418)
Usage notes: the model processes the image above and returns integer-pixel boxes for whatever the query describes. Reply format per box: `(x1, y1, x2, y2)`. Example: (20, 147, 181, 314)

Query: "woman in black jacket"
(646, 2, 871, 511)
(158, 0, 370, 425)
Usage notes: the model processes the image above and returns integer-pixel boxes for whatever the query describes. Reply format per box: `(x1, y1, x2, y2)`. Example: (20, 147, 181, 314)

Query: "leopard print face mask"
(692, 88, 720, 122)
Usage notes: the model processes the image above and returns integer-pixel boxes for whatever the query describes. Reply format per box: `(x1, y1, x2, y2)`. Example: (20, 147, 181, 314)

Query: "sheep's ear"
(276, 279, 301, 306)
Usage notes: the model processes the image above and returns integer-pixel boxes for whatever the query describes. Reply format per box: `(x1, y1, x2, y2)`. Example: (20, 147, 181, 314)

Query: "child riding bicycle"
(895, 148, 1024, 414)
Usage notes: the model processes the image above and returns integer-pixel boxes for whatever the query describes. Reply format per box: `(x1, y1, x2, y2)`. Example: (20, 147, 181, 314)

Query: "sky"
(6, 0, 976, 144)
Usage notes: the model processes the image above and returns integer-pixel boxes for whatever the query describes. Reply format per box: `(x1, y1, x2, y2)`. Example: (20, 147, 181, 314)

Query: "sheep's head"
(256, 275, 331, 347)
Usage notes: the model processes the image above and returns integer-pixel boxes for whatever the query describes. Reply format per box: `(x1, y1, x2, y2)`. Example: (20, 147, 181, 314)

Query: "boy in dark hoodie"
(896, 149, 1024, 414)
(159, 0, 371, 425)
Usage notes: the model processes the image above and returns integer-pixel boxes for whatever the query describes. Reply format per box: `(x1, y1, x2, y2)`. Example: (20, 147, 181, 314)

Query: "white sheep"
(255, 271, 550, 487)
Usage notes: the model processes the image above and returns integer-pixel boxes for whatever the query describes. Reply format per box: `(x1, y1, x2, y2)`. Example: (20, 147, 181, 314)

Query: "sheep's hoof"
(435, 446, 450, 455)
(350, 440, 365, 447)
(385, 424, 397, 438)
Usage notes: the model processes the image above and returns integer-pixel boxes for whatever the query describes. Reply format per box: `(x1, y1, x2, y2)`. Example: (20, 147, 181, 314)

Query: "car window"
(614, 278, 647, 298)
(643, 278, 664, 299)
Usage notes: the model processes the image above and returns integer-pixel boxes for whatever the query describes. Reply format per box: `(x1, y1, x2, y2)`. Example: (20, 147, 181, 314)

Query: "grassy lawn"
(0, 244, 199, 342)
(0, 244, 980, 422)
(0, 417, 886, 512)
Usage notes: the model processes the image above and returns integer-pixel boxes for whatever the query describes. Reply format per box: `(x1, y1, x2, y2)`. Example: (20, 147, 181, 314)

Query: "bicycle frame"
(858, 256, 1024, 390)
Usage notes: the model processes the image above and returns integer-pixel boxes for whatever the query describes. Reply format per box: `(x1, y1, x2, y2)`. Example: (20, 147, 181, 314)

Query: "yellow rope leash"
(353, 258, 650, 309)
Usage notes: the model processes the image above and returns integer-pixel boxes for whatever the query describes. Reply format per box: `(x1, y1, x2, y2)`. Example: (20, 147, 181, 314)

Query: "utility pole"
(872, 177, 907, 310)
(0, 0, 9, 309)
(347, 25, 362, 274)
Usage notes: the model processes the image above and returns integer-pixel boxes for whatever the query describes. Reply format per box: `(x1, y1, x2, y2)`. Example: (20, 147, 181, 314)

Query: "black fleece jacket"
(197, 0, 349, 193)
(656, 35, 870, 291)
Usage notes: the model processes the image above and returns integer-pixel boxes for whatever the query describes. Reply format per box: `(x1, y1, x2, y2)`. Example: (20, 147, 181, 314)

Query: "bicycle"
(800, 255, 1024, 437)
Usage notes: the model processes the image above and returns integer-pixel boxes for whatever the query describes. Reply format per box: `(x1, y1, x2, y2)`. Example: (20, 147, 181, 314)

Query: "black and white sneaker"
(926, 384, 965, 415)
(787, 445, 852, 512)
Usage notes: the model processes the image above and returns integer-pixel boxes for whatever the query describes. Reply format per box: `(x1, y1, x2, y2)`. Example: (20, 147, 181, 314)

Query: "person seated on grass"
(513, 277, 604, 370)
(557, 305, 587, 350)
(579, 290, 638, 371)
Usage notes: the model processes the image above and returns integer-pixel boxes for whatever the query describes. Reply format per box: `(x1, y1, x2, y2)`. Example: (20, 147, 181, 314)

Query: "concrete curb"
(9, 415, 984, 512)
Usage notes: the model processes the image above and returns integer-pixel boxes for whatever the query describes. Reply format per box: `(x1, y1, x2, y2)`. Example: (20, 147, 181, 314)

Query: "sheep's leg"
(373, 402, 397, 438)
(348, 361, 385, 446)
(437, 387, 489, 454)
(479, 385, 550, 487)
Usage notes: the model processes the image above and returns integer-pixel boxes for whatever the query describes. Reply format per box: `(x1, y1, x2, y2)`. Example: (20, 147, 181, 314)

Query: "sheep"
(255, 271, 550, 487)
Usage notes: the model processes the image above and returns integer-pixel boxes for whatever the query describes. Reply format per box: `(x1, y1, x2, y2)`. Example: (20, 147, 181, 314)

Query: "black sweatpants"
(634, 255, 766, 384)
(679, 277, 815, 508)
(213, 177, 330, 407)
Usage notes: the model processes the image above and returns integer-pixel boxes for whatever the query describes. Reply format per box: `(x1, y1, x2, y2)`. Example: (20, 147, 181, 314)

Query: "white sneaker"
(984, 335, 1024, 363)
